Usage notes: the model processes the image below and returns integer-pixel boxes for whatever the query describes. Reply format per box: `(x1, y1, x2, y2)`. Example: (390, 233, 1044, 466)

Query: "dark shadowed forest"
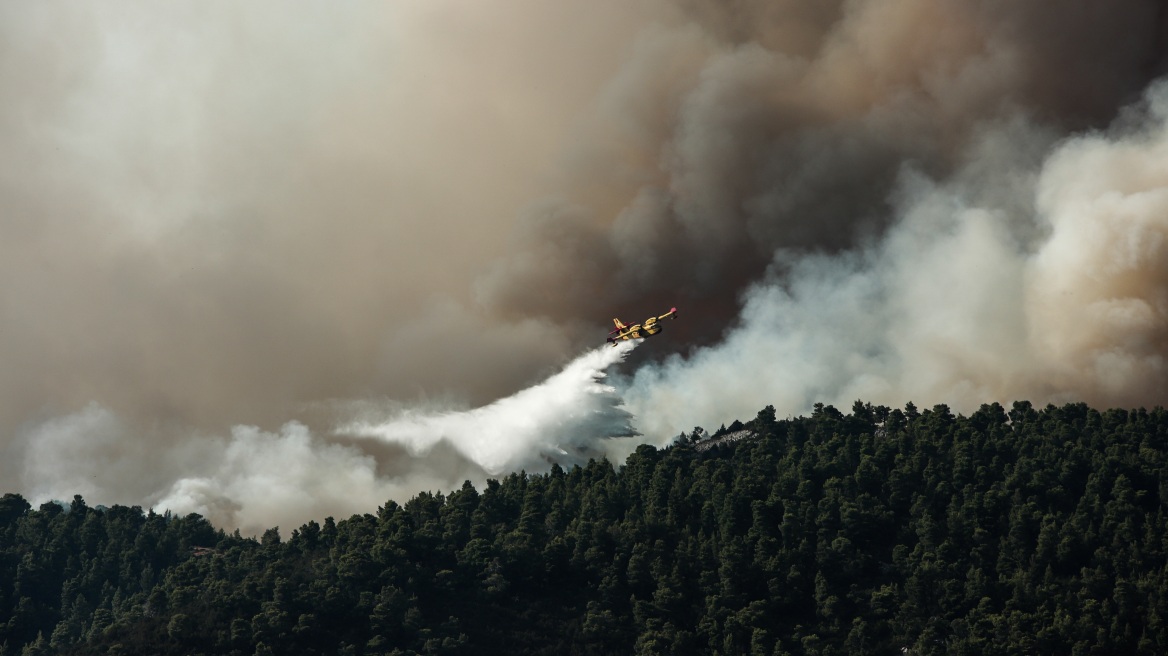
(4, 401, 1168, 655)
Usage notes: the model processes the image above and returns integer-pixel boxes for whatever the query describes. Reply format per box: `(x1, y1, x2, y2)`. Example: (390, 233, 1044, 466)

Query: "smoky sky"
(478, 0, 1168, 329)
(0, 0, 663, 435)
(5, 0, 1168, 531)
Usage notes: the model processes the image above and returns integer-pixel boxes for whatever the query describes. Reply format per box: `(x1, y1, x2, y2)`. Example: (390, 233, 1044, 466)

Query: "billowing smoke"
(0, 0, 664, 476)
(21, 343, 636, 535)
(474, 0, 1168, 438)
(5, 1, 1168, 531)
(626, 87, 1168, 437)
(477, 0, 1168, 337)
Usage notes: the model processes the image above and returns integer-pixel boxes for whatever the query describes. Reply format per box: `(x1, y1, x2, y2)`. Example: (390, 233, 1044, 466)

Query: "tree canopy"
(3, 401, 1168, 655)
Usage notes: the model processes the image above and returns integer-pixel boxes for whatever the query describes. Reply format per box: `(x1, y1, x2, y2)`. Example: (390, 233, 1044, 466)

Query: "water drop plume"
(342, 341, 638, 475)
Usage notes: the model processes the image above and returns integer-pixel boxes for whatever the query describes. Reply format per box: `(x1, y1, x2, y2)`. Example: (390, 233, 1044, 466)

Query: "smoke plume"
(5, 1, 1168, 531)
(626, 88, 1168, 437)
(21, 343, 636, 535)
(477, 0, 1168, 335)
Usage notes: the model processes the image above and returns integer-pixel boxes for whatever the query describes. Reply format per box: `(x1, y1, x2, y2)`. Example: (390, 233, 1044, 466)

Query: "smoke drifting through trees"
(22, 344, 637, 535)
(5, 1, 1168, 530)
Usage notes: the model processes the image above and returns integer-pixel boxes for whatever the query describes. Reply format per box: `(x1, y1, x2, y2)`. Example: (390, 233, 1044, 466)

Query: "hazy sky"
(5, 0, 1168, 532)
(0, 1, 669, 433)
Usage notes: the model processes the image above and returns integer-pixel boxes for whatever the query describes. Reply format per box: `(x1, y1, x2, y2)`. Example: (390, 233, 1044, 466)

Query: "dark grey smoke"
(478, 0, 1168, 339)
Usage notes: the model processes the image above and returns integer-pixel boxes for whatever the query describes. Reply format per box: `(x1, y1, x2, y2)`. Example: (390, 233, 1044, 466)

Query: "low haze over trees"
(4, 401, 1168, 654)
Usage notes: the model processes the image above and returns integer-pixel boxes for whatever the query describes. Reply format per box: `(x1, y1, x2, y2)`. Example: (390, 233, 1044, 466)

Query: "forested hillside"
(4, 401, 1168, 655)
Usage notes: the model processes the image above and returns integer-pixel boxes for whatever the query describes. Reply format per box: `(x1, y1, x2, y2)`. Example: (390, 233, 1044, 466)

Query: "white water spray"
(342, 340, 638, 474)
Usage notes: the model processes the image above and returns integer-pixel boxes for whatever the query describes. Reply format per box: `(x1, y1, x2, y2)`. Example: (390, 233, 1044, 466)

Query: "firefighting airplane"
(607, 307, 678, 346)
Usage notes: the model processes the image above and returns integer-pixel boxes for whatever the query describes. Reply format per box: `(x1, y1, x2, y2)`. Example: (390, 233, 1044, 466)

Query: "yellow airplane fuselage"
(608, 307, 677, 345)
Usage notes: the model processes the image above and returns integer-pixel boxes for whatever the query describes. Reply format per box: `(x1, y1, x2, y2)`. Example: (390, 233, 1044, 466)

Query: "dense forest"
(3, 401, 1168, 655)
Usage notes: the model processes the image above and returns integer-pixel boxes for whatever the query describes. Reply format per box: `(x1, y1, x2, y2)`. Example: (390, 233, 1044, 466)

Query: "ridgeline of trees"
(3, 401, 1168, 655)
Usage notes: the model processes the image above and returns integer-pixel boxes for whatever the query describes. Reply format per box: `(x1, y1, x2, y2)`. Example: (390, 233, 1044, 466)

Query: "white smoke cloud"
(19, 342, 638, 534)
(154, 422, 400, 536)
(622, 82, 1168, 441)
(19, 402, 217, 507)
